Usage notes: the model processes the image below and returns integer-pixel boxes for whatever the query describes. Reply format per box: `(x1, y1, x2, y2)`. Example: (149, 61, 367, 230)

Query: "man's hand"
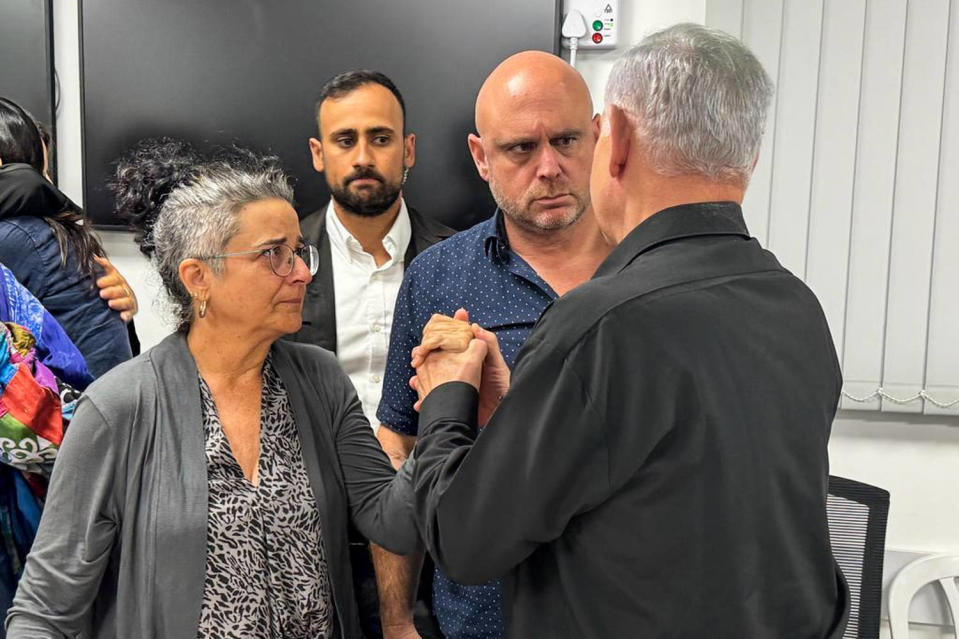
(411, 338, 487, 401)
(470, 323, 510, 426)
(94, 256, 138, 323)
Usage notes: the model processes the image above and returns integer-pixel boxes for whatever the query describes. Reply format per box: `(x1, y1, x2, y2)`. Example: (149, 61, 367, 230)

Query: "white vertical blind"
(766, 0, 824, 277)
(804, 0, 865, 359)
(705, 0, 959, 415)
(840, 0, 907, 412)
(739, 0, 783, 244)
(704, 0, 743, 39)
(882, 0, 949, 413)
(926, 0, 959, 415)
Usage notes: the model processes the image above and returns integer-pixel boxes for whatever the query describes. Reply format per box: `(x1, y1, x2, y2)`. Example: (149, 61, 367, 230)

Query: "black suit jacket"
(289, 203, 454, 352)
(288, 203, 453, 638)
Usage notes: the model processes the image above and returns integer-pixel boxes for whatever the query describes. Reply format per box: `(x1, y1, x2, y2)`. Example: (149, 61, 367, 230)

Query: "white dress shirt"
(326, 199, 411, 432)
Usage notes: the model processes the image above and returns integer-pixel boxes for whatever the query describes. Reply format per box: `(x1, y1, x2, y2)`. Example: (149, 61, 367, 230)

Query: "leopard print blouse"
(195, 357, 334, 638)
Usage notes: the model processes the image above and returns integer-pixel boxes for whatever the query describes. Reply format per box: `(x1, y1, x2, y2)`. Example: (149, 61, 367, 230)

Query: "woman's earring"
(198, 298, 207, 319)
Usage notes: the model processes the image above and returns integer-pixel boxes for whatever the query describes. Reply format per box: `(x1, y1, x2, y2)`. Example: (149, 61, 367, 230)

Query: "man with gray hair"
(406, 23, 849, 638)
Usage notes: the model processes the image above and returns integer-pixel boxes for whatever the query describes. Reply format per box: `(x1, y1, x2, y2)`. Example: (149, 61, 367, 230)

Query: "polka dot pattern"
(376, 211, 556, 638)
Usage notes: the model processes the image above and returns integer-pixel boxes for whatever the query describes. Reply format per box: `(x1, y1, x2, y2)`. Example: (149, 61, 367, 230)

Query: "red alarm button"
(592, 32, 604, 44)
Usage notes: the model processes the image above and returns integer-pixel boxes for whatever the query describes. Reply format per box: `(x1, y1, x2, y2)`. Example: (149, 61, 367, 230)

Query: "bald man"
(374, 52, 611, 638)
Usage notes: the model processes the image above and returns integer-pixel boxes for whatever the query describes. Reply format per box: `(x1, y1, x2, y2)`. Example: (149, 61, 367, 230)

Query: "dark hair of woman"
(110, 138, 202, 258)
(110, 139, 285, 259)
(0, 96, 105, 278)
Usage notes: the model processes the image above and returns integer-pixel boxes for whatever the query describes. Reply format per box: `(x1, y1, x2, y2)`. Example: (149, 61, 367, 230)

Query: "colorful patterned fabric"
(0, 263, 92, 390)
(0, 323, 66, 476)
(0, 317, 75, 614)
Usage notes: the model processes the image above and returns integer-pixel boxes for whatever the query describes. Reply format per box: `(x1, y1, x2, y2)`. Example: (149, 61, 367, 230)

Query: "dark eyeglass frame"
(199, 243, 319, 277)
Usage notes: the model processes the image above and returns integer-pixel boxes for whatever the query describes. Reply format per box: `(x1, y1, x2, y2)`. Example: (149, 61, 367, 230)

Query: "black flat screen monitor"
(80, 0, 560, 229)
(0, 0, 56, 176)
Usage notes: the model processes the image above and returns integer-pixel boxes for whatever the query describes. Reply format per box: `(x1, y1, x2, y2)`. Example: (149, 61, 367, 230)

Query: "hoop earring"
(198, 299, 207, 319)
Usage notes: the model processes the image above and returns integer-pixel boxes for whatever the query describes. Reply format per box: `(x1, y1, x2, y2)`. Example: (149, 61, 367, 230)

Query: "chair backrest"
(827, 475, 891, 639)
(888, 554, 959, 639)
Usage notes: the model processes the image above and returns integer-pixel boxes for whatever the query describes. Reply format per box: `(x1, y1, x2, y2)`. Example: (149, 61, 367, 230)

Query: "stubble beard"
(489, 177, 589, 234)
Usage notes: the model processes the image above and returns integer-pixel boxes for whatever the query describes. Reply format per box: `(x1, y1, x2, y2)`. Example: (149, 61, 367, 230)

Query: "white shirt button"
(370, 374, 381, 384)
(371, 323, 382, 333)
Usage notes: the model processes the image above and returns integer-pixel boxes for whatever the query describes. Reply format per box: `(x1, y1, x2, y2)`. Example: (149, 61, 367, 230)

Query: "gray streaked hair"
(151, 154, 294, 330)
(605, 23, 774, 184)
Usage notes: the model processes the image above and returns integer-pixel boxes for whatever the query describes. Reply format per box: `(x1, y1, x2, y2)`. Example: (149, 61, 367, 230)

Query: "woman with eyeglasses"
(6, 141, 420, 638)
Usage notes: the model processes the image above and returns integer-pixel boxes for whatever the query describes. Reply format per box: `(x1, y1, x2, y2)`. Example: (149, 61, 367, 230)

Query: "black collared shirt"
(414, 202, 849, 638)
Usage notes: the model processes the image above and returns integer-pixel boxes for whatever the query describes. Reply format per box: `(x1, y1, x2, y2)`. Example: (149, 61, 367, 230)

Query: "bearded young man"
(289, 70, 453, 639)
(291, 70, 452, 430)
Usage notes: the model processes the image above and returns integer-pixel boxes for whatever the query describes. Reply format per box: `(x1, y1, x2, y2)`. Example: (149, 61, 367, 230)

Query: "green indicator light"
(593, 20, 603, 31)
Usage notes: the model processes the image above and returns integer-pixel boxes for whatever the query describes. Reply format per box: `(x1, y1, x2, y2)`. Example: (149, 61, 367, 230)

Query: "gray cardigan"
(6, 332, 419, 638)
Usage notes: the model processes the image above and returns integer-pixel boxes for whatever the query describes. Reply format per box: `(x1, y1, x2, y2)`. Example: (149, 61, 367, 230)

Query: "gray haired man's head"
(605, 23, 773, 185)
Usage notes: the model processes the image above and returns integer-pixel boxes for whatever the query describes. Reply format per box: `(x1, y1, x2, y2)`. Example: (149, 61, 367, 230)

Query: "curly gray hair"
(150, 154, 294, 329)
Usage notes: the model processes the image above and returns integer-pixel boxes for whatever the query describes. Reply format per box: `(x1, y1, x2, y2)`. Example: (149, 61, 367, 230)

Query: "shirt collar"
(325, 197, 412, 265)
(594, 201, 751, 278)
(481, 209, 511, 262)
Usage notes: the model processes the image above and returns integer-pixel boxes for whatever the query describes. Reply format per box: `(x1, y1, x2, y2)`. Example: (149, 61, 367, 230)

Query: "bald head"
(467, 51, 598, 236)
(475, 51, 593, 135)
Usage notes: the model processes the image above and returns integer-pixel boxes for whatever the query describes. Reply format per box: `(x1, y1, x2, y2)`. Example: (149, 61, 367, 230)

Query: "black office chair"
(827, 475, 891, 639)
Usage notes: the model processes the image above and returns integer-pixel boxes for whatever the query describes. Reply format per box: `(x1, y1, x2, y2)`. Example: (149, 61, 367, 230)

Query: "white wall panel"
(705, 0, 743, 39)
(738, 0, 783, 244)
(688, 1, 950, 415)
(881, 0, 950, 413)
(924, 0, 959, 416)
(805, 0, 866, 360)
(766, 0, 825, 278)
(840, 0, 908, 411)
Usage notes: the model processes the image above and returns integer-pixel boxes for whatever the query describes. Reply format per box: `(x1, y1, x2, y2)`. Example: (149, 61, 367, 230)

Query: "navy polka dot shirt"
(376, 211, 556, 639)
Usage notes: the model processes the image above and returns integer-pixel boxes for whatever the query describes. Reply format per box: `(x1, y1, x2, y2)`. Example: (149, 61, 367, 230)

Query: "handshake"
(409, 309, 510, 426)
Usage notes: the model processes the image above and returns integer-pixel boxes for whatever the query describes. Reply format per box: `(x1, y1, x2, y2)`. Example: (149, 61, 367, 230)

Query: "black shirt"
(413, 202, 849, 638)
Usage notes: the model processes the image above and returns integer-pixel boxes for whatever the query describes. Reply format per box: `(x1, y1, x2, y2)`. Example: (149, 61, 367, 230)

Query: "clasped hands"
(409, 309, 510, 426)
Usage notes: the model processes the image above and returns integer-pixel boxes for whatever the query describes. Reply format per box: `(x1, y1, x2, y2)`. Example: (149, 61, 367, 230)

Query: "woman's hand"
(94, 256, 138, 323)
(410, 308, 511, 425)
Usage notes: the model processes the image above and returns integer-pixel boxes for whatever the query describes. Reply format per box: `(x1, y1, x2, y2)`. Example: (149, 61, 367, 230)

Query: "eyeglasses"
(200, 243, 319, 277)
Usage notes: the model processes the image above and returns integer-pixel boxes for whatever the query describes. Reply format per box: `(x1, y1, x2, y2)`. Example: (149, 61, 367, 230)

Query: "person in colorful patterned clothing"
(0, 263, 87, 619)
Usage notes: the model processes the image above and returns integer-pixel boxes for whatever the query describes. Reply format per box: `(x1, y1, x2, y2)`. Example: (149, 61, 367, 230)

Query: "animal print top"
(195, 357, 333, 638)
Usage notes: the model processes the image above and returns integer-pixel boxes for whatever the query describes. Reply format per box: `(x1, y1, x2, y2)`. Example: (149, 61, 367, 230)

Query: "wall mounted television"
(79, 0, 561, 229)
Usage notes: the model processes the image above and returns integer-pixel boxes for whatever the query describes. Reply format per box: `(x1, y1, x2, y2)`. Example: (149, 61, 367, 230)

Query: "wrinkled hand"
(412, 310, 474, 366)
(411, 308, 473, 369)
(410, 309, 510, 425)
(94, 256, 138, 323)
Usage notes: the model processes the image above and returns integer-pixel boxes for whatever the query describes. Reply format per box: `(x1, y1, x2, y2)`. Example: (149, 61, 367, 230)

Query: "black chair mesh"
(827, 475, 891, 639)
